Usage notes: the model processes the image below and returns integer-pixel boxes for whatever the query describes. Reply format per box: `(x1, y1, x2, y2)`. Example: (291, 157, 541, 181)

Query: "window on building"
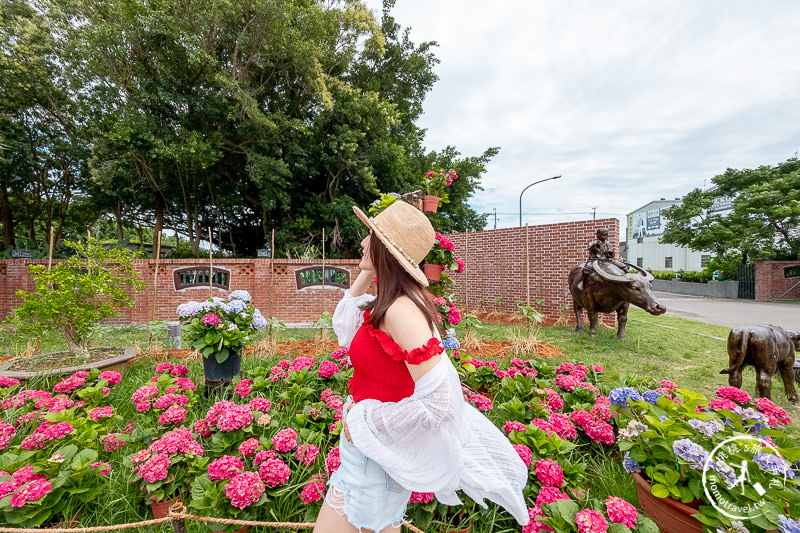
(636, 257, 643, 267)
(701, 255, 711, 268)
(665, 257, 673, 269)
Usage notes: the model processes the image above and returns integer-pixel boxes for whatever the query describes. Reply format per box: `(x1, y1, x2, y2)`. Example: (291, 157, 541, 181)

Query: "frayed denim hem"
(325, 479, 407, 532)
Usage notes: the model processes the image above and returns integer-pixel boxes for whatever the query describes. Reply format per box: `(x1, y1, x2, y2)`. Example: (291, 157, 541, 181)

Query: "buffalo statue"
(720, 324, 799, 402)
(568, 261, 666, 338)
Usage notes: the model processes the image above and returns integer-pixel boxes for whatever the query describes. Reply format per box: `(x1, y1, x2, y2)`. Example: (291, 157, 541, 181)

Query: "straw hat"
(353, 201, 435, 287)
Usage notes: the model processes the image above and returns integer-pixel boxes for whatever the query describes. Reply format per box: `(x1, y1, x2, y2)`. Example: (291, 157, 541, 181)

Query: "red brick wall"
(447, 219, 620, 328)
(0, 219, 622, 328)
(755, 261, 800, 301)
(0, 258, 363, 326)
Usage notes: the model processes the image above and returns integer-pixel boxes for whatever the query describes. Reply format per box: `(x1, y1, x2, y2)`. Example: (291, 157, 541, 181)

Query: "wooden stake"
(269, 229, 275, 318)
(208, 227, 213, 297)
(526, 224, 530, 306)
(47, 230, 54, 271)
(151, 231, 161, 322)
(464, 230, 469, 312)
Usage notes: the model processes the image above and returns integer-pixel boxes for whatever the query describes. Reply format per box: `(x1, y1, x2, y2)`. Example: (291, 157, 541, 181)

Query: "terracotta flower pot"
(632, 472, 702, 533)
(423, 263, 444, 281)
(150, 498, 179, 518)
(422, 195, 439, 214)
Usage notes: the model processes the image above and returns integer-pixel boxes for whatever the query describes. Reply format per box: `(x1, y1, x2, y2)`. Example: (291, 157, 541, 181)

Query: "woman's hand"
(349, 269, 374, 297)
(342, 402, 354, 443)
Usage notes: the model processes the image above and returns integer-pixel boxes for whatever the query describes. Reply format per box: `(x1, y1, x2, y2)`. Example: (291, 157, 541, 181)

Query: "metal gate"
(737, 263, 755, 299)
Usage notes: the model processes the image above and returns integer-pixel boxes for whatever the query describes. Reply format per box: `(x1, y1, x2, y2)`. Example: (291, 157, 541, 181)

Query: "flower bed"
(1, 348, 798, 532)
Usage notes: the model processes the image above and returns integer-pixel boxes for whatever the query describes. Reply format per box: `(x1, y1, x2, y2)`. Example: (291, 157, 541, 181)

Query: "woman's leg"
(378, 523, 402, 533)
(313, 495, 359, 533)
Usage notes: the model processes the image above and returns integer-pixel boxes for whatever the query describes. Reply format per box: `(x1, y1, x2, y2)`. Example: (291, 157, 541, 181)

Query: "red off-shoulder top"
(348, 311, 442, 403)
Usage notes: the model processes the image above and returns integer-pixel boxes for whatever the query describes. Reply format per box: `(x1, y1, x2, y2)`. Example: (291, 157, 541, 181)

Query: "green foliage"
(662, 157, 800, 262)
(10, 238, 144, 357)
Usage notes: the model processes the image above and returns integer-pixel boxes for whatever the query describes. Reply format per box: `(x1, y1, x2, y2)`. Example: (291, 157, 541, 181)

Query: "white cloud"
(364, 0, 800, 235)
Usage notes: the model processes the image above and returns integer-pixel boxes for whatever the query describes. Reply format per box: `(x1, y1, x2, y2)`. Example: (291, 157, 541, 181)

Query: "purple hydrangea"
(734, 406, 769, 423)
(228, 290, 251, 302)
(642, 390, 664, 404)
(688, 419, 724, 437)
(673, 439, 712, 470)
(778, 515, 800, 533)
(252, 312, 267, 329)
(753, 453, 795, 479)
(177, 301, 201, 318)
(712, 460, 738, 488)
(608, 387, 643, 406)
(227, 299, 247, 314)
(622, 451, 642, 474)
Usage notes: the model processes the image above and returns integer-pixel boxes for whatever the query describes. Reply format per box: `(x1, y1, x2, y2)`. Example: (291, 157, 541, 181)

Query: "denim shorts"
(326, 399, 411, 531)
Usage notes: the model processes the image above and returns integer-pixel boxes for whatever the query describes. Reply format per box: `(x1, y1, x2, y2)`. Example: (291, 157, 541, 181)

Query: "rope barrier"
(0, 501, 428, 533)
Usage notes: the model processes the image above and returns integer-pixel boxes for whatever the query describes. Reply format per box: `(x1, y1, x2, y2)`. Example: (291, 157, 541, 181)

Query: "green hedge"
(650, 269, 712, 283)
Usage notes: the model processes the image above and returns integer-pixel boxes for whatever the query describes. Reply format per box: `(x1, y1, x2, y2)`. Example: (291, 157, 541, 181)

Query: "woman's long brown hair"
(360, 234, 440, 335)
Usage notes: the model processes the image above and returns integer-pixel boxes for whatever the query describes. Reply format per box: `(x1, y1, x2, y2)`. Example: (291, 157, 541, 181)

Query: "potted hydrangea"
(177, 290, 267, 389)
(421, 168, 458, 213)
(612, 383, 800, 533)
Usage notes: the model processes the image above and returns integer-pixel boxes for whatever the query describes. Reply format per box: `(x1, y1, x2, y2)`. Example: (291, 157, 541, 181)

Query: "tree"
(662, 157, 800, 262)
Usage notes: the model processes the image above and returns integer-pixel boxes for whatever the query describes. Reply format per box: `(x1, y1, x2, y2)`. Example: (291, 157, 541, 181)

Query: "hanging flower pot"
(422, 195, 439, 214)
(150, 498, 179, 519)
(423, 263, 444, 281)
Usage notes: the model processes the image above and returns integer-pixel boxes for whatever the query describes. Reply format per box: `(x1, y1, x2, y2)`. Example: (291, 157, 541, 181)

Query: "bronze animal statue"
(720, 325, 799, 402)
(568, 261, 666, 338)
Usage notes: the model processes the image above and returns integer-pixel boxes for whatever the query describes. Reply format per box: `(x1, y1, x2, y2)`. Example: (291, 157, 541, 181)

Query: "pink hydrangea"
(590, 365, 606, 373)
(605, 496, 637, 528)
(135, 401, 151, 412)
(226, 471, 264, 509)
(575, 509, 608, 533)
(329, 348, 348, 360)
(530, 418, 556, 437)
(91, 462, 111, 476)
(234, 379, 253, 399)
(409, 492, 435, 504)
(175, 378, 197, 391)
(9, 478, 52, 508)
(52, 373, 87, 393)
(258, 458, 291, 487)
(535, 459, 564, 488)
(538, 388, 564, 412)
(268, 368, 285, 383)
(708, 398, 738, 411)
(438, 234, 455, 252)
(325, 395, 344, 410)
(101, 432, 126, 452)
(249, 397, 271, 412)
(154, 394, 189, 409)
(584, 422, 615, 446)
(234, 438, 259, 458)
(548, 413, 577, 440)
(149, 428, 204, 456)
(715, 386, 751, 404)
(454, 257, 464, 273)
(158, 405, 187, 425)
(202, 313, 222, 327)
(194, 419, 212, 439)
(754, 397, 791, 425)
(300, 475, 326, 504)
(254, 449, 277, 467)
(470, 394, 493, 411)
(155, 362, 174, 374)
(325, 447, 341, 477)
(318, 360, 340, 378)
(659, 379, 678, 390)
(590, 397, 612, 421)
(296, 444, 320, 466)
(0, 421, 16, 451)
(536, 486, 570, 506)
(0, 376, 21, 388)
(208, 455, 244, 481)
(89, 406, 114, 422)
(289, 356, 315, 372)
(132, 385, 159, 404)
(448, 305, 461, 326)
(171, 365, 189, 376)
(272, 428, 299, 452)
(556, 362, 576, 374)
(522, 505, 553, 533)
(216, 404, 254, 432)
(44, 394, 74, 413)
(130, 449, 151, 465)
(137, 453, 171, 483)
(504, 421, 527, 435)
(554, 373, 582, 392)
(97, 371, 122, 385)
(513, 444, 533, 468)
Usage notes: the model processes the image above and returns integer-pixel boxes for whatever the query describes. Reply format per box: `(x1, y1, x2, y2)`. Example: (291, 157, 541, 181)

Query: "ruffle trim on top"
(362, 311, 442, 364)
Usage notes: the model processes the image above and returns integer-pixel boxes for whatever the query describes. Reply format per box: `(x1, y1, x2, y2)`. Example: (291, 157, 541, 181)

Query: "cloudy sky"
(364, 1, 800, 238)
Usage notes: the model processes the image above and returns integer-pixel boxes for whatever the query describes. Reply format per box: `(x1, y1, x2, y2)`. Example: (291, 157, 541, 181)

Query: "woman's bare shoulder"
(383, 296, 432, 352)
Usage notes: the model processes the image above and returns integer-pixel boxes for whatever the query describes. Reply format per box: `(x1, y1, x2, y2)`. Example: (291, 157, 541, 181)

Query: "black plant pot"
(202, 352, 242, 395)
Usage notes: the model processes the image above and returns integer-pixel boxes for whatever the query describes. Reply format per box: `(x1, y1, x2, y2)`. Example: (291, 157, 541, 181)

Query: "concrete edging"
(651, 279, 739, 299)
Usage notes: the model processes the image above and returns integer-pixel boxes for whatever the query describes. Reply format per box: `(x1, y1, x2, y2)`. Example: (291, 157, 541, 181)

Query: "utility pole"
(592, 206, 597, 220)
(493, 208, 497, 230)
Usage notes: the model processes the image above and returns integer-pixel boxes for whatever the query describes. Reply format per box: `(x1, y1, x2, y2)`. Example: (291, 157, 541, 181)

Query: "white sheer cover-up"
(332, 291, 530, 525)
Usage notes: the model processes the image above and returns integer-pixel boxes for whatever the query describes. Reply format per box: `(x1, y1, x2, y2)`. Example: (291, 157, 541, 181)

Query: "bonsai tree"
(10, 238, 145, 358)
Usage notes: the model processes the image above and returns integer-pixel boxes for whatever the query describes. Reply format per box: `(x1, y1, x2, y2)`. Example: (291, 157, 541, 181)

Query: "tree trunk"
(154, 198, 164, 259)
(114, 202, 123, 241)
(63, 325, 90, 359)
(0, 186, 13, 248)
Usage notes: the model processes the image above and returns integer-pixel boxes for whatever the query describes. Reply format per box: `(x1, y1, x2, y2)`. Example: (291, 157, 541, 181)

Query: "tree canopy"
(661, 157, 800, 263)
(0, 0, 493, 258)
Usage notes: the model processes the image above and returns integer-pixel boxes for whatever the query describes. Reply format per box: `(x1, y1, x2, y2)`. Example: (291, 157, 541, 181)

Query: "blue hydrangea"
(659, 415, 669, 422)
(673, 439, 712, 470)
(712, 459, 738, 488)
(227, 299, 247, 314)
(252, 314, 267, 329)
(228, 290, 251, 302)
(642, 389, 664, 404)
(688, 418, 725, 437)
(753, 453, 795, 479)
(622, 451, 642, 474)
(748, 422, 771, 435)
(442, 337, 460, 350)
(176, 301, 201, 318)
(778, 515, 800, 533)
(734, 406, 769, 423)
(608, 387, 643, 406)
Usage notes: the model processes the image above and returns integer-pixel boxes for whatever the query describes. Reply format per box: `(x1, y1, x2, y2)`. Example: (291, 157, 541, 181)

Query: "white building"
(624, 198, 713, 272)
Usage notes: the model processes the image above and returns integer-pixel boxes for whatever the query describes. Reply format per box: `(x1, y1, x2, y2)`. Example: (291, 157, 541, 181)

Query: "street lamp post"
(519, 175, 562, 226)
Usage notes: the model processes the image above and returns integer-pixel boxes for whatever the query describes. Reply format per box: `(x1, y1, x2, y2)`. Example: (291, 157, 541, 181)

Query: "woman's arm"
(348, 269, 373, 297)
(383, 297, 441, 382)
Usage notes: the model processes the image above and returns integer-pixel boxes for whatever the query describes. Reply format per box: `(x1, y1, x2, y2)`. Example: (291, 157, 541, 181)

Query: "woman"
(314, 201, 529, 533)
